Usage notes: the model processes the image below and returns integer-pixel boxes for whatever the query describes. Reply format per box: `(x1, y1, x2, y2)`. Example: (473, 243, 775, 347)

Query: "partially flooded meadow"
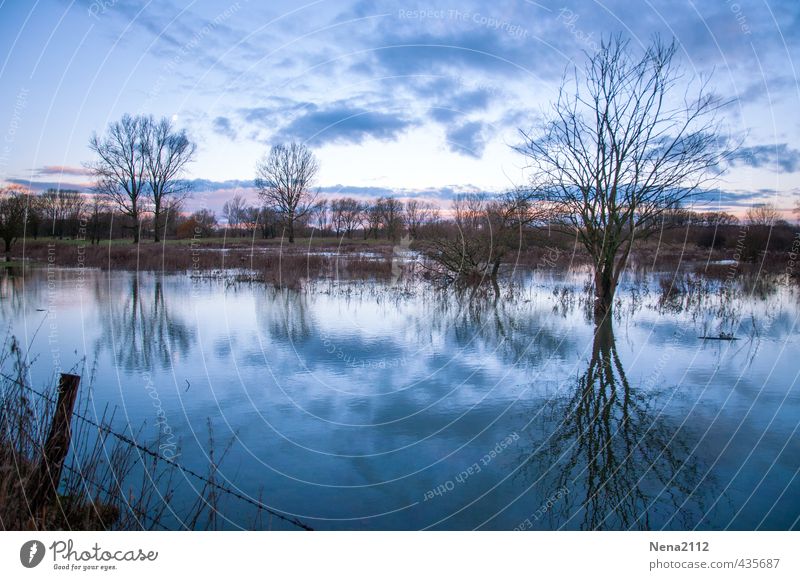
(2, 252, 798, 530)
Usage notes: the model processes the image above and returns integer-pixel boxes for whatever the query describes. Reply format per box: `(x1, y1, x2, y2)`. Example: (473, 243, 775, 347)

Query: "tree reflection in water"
(525, 320, 707, 530)
(95, 273, 194, 372)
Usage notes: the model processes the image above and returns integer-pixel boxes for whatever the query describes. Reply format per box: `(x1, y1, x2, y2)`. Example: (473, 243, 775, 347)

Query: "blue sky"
(0, 0, 799, 215)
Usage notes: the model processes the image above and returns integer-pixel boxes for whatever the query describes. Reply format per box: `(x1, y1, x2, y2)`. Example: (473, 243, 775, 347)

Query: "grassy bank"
(12, 237, 397, 288)
(6, 232, 795, 287)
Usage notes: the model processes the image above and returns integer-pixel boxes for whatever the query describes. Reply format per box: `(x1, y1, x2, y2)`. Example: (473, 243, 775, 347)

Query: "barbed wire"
(0, 370, 313, 531)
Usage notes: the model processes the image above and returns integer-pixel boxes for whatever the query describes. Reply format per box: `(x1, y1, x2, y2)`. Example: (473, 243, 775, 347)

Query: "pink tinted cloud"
(35, 165, 92, 176)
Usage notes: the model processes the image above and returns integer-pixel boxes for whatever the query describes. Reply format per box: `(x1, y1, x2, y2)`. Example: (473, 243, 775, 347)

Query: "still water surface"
(2, 264, 799, 530)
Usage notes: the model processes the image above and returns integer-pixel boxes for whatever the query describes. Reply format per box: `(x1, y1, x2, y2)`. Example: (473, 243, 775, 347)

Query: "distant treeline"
(1, 183, 797, 265)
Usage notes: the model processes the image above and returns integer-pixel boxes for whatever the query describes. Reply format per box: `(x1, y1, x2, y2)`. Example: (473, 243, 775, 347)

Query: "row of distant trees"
(219, 193, 441, 240)
(0, 183, 442, 250)
(0, 182, 795, 250)
(0, 185, 187, 251)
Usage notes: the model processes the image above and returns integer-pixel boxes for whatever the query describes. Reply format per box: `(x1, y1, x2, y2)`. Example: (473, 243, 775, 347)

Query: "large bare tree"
(518, 35, 729, 320)
(255, 142, 319, 243)
(141, 116, 196, 242)
(87, 114, 148, 243)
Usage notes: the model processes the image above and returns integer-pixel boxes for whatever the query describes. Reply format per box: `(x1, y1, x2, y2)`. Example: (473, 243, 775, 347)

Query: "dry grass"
(16, 239, 396, 290)
(0, 334, 238, 531)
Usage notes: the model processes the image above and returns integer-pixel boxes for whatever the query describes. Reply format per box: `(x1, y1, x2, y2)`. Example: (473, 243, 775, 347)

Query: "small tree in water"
(518, 35, 730, 321)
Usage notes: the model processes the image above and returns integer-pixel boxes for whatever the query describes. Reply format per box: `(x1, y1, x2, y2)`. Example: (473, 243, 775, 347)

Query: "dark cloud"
(429, 108, 459, 124)
(184, 178, 254, 191)
(428, 87, 495, 123)
(694, 188, 781, 208)
(445, 121, 488, 158)
(275, 104, 415, 146)
(734, 76, 799, 105)
(212, 116, 237, 140)
(369, 28, 544, 79)
(730, 144, 800, 173)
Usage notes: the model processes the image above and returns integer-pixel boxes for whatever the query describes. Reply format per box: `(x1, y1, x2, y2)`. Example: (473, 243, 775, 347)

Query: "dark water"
(2, 264, 799, 530)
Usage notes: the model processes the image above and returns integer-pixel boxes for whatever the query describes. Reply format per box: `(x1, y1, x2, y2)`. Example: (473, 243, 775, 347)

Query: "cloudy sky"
(0, 0, 798, 214)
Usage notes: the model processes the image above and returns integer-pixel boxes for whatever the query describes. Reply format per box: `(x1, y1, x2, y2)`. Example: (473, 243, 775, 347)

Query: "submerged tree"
(255, 142, 319, 243)
(421, 187, 547, 292)
(518, 35, 729, 321)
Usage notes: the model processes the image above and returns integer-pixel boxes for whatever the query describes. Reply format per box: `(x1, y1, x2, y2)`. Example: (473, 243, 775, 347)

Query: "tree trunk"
(593, 261, 615, 322)
(489, 256, 503, 299)
(153, 207, 161, 243)
(594, 240, 633, 322)
(490, 257, 502, 283)
(592, 315, 615, 355)
(132, 218, 140, 244)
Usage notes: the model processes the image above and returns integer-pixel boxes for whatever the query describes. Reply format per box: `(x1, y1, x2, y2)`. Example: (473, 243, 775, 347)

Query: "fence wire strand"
(0, 370, 313, 531)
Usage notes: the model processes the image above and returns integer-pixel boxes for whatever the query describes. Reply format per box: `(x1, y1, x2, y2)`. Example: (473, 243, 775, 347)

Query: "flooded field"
(2, 263, 799, 530)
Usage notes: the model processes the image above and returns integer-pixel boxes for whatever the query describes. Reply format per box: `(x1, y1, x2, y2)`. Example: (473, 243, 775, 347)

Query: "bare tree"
(421, 188, 547, 290)
(258, 205, 279, 239)
(87, 193, 111, 245)
(376, 196, 404, 241)
(87, 114, 148, 243)
(222, 194, 248, 236)
(243, 206, 261, 237)
(190, 209, 217, 238)
(39, 188, 84, 239)
(161, 198, 186, 239)
(696, 211, 738, 227)
(741, 202, 781, 261)
(140, 116, 196, 243)
(330, 197, 365, 238)
(255, 142, 319, 243)
(404, 199, 439, 237)
(746, 203, 779, 227)
(311, 199, 329, 233)
(0, 186, 32, 258)
(517, 35, 729, 320)
(364, 201, 382, 240)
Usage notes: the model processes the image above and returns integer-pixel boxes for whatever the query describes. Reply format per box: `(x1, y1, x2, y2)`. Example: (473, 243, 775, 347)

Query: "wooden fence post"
(29, 373, 81, 516)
